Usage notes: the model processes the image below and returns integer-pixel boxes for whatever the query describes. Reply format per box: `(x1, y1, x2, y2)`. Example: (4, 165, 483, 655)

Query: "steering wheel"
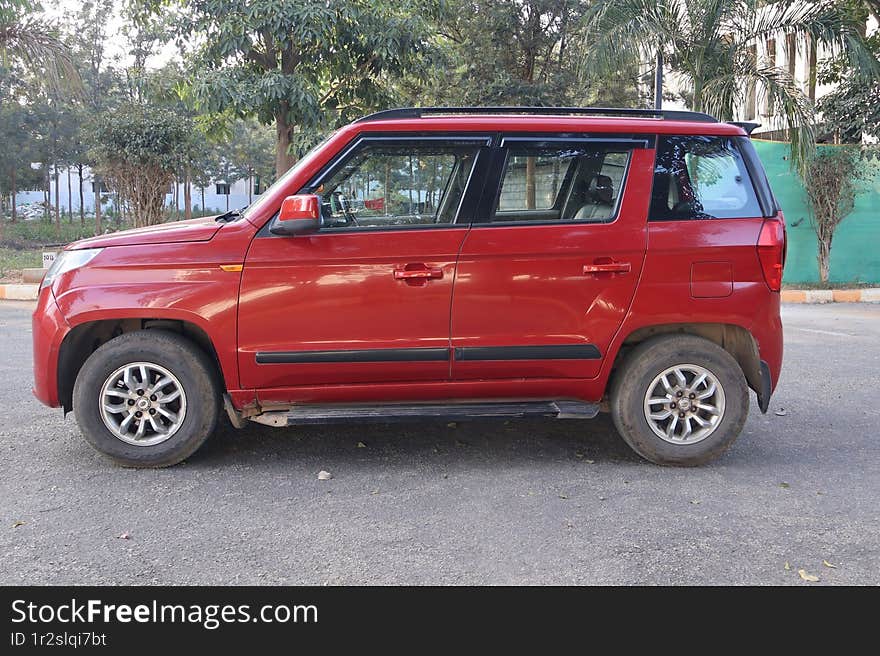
(330, 191, 359, 226)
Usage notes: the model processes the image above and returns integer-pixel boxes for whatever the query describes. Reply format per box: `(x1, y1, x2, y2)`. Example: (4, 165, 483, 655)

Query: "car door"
(237, 135, 490, 395)
(450, 135, 652, 381)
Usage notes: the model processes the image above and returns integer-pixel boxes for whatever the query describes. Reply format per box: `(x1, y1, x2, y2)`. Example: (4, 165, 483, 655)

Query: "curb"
(781, 288, 880, 304)
(0, 284, 39, 300)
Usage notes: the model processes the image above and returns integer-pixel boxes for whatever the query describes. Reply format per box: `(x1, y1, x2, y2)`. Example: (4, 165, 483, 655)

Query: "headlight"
(40, 248, 104, 291)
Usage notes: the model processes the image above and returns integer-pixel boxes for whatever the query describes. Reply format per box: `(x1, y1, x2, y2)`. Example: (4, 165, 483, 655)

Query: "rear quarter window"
(649, 135, 763, 220)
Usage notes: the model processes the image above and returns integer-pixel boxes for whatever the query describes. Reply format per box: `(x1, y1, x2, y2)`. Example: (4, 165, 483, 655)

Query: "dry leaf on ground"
(317, 470, 332, 481)
(798, 569, 819, 582)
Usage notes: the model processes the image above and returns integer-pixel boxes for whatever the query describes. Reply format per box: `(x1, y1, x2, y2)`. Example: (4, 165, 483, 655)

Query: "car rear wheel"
(610, 335, 749, 466)
(73, 330, 220, 467)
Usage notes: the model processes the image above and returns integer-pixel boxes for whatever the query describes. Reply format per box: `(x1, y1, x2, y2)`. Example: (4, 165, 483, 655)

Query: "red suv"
(32, 107, 785, 468)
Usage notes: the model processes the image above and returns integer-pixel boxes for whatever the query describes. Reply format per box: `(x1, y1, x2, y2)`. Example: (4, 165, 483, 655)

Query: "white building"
(661, 15, 878, 140)
(13, 165, 259, 218)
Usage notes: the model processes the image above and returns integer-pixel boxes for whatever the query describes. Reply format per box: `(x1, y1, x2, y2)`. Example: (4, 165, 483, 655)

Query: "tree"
(90, 104, 194, 227)
(405, 0, 643, 108)
(177, 0, 434, 177)
(804, 147, 870, 282)
(64, 0, 121, 227)
(228, 119, 275, 204)
(0, 63, 41, 225)
(816, 2, 880, 142)
(585, 0, 877, 172)
(0, 0, 79, 93)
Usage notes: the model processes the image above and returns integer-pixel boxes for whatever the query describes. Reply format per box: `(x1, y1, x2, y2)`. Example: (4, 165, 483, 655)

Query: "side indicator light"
(220, 264, 243, 272)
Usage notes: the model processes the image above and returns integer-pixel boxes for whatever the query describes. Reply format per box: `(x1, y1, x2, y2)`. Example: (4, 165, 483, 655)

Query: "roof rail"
(355, 106, 719, 124)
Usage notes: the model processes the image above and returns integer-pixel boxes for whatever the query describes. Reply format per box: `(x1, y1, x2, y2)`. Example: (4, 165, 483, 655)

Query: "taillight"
(757, 217, 786, 292)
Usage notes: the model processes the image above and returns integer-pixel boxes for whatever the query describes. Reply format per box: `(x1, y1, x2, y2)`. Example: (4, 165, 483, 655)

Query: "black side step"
(286, 400, 598, 425)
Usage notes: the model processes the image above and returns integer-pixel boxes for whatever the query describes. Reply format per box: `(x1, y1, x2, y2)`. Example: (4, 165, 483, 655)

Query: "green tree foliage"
(409, 0, 643, 108)
(0, 0, 79, 93)
(177, 0, 435, 176)
(90, 104, 194, 226)
(816, 2, 880, 142)
(585, 0, 877, 173)
(804, 146, 871, 282)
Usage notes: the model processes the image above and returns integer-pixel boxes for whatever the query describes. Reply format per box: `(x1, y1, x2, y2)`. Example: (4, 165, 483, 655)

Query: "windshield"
(242, 132, 338, 221)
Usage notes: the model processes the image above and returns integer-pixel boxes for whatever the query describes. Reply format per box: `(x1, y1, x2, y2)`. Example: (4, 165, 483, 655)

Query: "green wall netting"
(753, 140, 880, 284)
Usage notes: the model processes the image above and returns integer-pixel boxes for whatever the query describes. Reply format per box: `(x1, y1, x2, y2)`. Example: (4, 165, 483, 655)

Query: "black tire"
(72, 330, 221, 468)
(609, 335, 749, 466)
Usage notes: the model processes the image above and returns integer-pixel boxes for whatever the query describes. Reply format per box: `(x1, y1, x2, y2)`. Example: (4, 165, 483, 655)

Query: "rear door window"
(649, 135, 762, 220)
(493, 141, 633, 223)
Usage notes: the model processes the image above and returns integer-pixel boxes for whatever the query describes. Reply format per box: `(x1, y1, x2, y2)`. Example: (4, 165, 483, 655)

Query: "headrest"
(589, 174, 613, 205)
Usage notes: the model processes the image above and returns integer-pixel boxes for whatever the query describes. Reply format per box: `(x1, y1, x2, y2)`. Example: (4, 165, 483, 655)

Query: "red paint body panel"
(605, 218, 783, 393)
(48, 221, 254, 400)
(32, 287, 69, 407)
(70, 216, 222, 250)
(31, 112, 781, 416)
(239, 228, 468, 392)
(450, 148, 653, 381)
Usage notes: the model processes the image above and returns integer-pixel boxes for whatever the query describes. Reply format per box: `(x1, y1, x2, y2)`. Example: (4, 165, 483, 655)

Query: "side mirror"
(270, 194, 321, 236)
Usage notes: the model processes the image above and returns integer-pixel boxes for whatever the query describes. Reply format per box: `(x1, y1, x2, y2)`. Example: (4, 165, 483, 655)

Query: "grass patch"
(0, 219, 110, 250)
(0, 247, 41, 281)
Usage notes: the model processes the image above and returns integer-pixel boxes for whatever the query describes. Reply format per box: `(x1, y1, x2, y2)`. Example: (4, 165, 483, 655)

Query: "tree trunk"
(67, 167, 73, 222)
(54, 163, 61, 238)
(274, 106, 295, 177)
(817, 236, 832, 283)
(200, 187, 205, 214)
(525, 156, 536, 209)
(184, 169, 192, 220)
(654, 49, 664, 110)
(44, 164, 50, 221)
(11, 167, 16, 223)
(78, 165, 84, 225)
(692, 75, 704, 114)
(174, 178, 180, 219)
(94, 176, 102, 236)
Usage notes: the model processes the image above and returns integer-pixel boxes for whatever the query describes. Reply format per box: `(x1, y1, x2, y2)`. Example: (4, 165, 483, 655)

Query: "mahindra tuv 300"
(32, 107, 785, 467)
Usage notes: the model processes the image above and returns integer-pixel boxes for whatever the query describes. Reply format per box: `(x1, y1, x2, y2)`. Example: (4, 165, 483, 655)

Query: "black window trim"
(737, 136, 779, 218)
(475, 136, 636, 227)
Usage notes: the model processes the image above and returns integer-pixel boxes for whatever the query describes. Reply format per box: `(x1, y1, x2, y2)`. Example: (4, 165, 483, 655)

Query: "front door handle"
(394, 264, 444, 281)
(583, 261, 631, 275)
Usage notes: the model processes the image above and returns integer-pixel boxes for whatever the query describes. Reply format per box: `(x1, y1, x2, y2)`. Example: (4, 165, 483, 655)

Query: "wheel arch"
(57, 318, 225, 414)
(610, 322, 766, 411)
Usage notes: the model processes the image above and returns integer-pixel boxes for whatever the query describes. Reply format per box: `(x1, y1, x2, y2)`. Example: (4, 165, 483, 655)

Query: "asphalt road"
(1, 301, 878, 585)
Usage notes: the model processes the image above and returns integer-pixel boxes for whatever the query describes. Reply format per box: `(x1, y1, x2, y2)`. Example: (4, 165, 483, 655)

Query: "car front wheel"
(72, 330, 220, 467)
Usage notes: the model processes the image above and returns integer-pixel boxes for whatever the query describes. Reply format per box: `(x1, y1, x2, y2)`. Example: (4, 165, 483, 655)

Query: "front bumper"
(32, 286, 69, 408)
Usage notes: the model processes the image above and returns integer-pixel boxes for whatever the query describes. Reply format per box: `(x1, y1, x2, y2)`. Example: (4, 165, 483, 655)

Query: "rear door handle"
(583, 261, 631, 275)
(393, 265, 444, 281)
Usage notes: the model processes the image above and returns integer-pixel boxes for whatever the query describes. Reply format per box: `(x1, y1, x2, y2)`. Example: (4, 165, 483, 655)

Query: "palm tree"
(585, 0, 877, 172)
(0, 0, 79, 93)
